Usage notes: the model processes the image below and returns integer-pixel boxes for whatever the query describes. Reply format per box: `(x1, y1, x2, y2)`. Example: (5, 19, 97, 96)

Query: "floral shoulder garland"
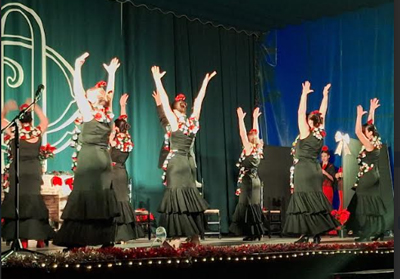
(289, 127, 326, 191)
(92, 105, 114, 123)
(235, 145, 263, 196)
(353, 135, 382, 189)
(114, 132, 134, 153)
(70, 116, 83, 172)
(177, 115, 200, 136)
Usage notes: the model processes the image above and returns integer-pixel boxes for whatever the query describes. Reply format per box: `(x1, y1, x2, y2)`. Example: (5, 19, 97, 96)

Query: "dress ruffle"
(158, 187, 208, 214)
(229, 203, 265, 236)
(283, 192, 340, 235)
(346, 193, 386, 235)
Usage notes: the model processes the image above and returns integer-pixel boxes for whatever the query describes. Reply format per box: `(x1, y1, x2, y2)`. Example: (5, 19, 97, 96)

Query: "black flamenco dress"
(53, 110, 120, 247)
(158, 116, 208, 237)
(283, 129, 340, 236)
(229, 147, 265, 237)
(111, 135, 144, 241)
(1, 133, 54, 241)
(346, 141, 386, 237)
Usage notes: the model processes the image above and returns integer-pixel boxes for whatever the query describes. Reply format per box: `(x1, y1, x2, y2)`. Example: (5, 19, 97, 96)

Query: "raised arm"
(1, 100, 17, 135)
(319, 83, 331, 126)
(151, 66, 178, 131)
(298, 81, 314, 139)
(252, 107, 261, 137)
(152, 90, 169, 130)
(355, 105, 374, 151)
(237, 107, 252, 154)
(368, 98, 380, 124)
(192, 71, 217, 120)
(103, 58, 120, 110)
(33, 102, 49, 133)
(74, 52, 93, 122)
(119, 93, 129, 117)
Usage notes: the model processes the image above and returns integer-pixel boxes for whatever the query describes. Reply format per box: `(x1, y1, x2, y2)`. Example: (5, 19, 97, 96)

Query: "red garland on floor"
(3, 240, 394, 268)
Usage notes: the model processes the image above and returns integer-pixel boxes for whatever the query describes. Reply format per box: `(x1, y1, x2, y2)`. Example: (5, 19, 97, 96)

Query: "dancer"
(151, 66, 215, 242)
(152, 91, 201, 188)
(53, 53, 120, 249)
(320, 146, 336, 204)
(110, 93, 143, 243)
(346, 98, 386, 242)
(335, 167, 344, 210)
(229, 107, 265, 241)
(283, 81, 339, 244)
(1, 99, 54, 248)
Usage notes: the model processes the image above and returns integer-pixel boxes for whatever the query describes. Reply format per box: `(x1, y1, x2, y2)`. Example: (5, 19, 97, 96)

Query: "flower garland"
(1, 135, 12, 192)
(114, 132, 134, 153)
(160, 115, 200, 185)
(92, 105, 114, 123)
(353, 136, 382, 189)
(235, 145, 263, 195)
(290, 128, 326, 191)
(39, 143, 56, 161)
(18, 123, 42, 140)
(70, 116, 83, 172)
(1, 240, 394, 268)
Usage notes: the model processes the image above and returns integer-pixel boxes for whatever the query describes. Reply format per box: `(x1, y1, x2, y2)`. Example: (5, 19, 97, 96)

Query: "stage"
(1, 236, 394, 279)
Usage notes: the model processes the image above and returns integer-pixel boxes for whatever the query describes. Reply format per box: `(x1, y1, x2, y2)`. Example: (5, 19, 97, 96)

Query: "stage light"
(107, 263, 113, 268)
(128, 261, 133, 265)
(86, 265, 92, 270)
(75, 264, 80, 268)
(97, 264, 102, 268)
(52, 264, 58, 269)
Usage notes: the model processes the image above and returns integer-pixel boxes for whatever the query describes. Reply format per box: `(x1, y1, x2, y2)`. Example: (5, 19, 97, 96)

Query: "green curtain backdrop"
(1, 0, 258, 232)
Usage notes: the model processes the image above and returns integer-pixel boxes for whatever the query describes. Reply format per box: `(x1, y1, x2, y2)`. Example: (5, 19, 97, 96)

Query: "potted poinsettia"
(331, 209, 350, 238)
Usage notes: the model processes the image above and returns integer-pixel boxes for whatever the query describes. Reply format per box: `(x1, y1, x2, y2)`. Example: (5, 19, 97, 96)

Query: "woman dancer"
(320, 146, 336, 204)
(229, 107, 265, 241)
(151, 66, 215, 242)
(110, 93, 143, 243)
(346, 98, 386, 242)
(283, 81, 339, 244)
(1, 99, 54, 248)
(53, 53, 120, 249)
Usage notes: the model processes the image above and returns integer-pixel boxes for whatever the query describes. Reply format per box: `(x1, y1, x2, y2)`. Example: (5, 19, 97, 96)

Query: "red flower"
(310, 110, 321, 115)
(4, 134, 11, 142)
(320, 130, 327, 137)
(95, 80, 107, 88)
(52, 176, 62, 186)
(118, 114, 128, 120)
(19, 104, 29, 111)
(24, 126, 31, 132)
(163, 146, 170, 151)
(112, 162, 116, 167)
(20, 135, 26, 140)
(175, 93, 186, 102)
(367, 119, 373, 125)
(322, 145, 329, 152)
(338, 167, 343, 173)
(65, 177, 74, 191)
(94, 112, 102, 121)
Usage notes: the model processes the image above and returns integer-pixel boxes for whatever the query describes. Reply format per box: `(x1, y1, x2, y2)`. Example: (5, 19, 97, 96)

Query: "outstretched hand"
(370, 98, 381, 111)
(151, 66, 166, 80)
(4, 100, 18, 112)
(323, 83, 331, 97)
(357, 105, 367, 117)
(202, 71, 217, 85)
(237, 107, 246, 119)
(75, 52, 89, 68)
(120, 93, 129, 107)
(302, 81, 314, 95)
(103, 57, 120, 74)
(152, 90, 161, 106)
(253, 107, 262, 118)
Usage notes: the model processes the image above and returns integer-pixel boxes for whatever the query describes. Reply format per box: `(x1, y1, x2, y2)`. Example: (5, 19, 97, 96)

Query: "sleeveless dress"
(111, 147, 143, 241)
(1, 136, 54, 241)
(53, 119, 120, 247)
(158, 117, 208, 237)
(346, 146, 386, 236)
(229, 149, 265, 237)
(283, 131, 339, 236)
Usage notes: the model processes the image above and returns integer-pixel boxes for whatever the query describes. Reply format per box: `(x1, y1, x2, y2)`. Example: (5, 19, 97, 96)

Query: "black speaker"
(342, 139, 394, 231)
(258, 145, 292, 217)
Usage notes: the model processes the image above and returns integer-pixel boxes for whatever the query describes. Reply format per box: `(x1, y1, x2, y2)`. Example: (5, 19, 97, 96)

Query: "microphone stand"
(1, 95, 45, 261)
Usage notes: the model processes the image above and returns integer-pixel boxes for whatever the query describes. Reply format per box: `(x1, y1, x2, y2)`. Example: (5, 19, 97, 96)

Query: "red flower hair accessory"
(95, 80, 107, 88)
(338, 167, 343, 173)
(322, 145, 329, 152)
(19, 104, 29, 111)
(175, 94, 186, 102)
(367, 119, 373, 125)
(248, 129, 258, 135)
(310, 110, 321, 115)
(118, 114, 128, 120)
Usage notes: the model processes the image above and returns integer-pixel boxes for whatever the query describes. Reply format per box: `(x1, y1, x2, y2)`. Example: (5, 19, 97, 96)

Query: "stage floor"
(1, 235, 386, 253)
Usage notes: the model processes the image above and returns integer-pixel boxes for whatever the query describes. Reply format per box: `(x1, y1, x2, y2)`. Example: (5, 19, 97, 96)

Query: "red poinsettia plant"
(39, 143, 56, 161)
(331, 209, 350, 226)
